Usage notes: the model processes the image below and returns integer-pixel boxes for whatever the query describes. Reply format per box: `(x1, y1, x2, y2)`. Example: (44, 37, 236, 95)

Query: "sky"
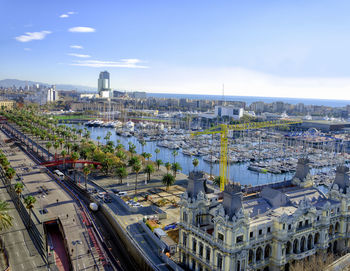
(1, 0, 350, 99)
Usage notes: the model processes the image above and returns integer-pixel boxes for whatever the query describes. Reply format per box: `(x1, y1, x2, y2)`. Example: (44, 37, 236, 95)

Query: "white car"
(97, 192, 105, 199)
(118, 191, 127, 196)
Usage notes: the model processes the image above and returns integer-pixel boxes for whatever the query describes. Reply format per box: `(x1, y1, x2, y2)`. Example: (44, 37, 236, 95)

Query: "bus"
(53, 169, 64, 179)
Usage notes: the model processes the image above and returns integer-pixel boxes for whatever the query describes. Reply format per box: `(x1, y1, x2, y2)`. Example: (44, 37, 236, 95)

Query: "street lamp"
(72, 240, 82, 271)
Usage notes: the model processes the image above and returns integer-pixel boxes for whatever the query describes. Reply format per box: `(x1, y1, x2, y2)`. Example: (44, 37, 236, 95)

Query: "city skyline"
(2, 0, 350, 100)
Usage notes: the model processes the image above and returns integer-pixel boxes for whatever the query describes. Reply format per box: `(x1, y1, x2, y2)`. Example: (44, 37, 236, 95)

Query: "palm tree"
(213, 176, 220, 187)
(128, 143, 136, 154)
(65, 142, 72, 154)
(192, 158, 199, 171)
(5, 167, 16, 181)
(83, 164, 92, 190)
(24, 195, 36, 227)
(165, 162, 171, 174)
(128, 156, 140, 167)
(140, 140, 146, 153)
(116, 167, 128, 184)
(71, 152, 80, 183)
(155, 148, 160, 161)
(144, 164, 155, 183)
(46, 142, 52, 160)
(0, 201, 13, 231)
(116, 150, 127, 162)
(156, 159, 163, 170)
(132, 162, 142, 196)
(14, 182, 24, 204)
(53, 141, 59, 158)
(171, 150, 178, 163)
(144, 153, 152, 161)
(61, 150, 67, 170)
(172, 162, 182, 178)
(162, 173, 175, 191)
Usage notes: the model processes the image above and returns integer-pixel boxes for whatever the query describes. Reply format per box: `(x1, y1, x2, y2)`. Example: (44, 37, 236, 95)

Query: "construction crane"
(191, 119, 302, 191)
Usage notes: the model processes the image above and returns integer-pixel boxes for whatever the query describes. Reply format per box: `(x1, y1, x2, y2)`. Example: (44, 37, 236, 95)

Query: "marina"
(66, 121, 350, 187)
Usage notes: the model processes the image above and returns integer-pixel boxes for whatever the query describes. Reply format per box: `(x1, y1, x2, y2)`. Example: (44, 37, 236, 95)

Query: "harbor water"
(67, 124, 337, 187)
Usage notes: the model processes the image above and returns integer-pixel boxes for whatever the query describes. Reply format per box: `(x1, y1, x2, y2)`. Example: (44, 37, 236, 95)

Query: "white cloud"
(70, 59, 148, 68)
(67, 11, 76, 15)
(15, 31, 52, 42)
(59, 14, 69, 18)
(68, 27, 95, 33)
(68, 53, 91, 58)
(70, 45, 83, 49)
(24, 48, 31, 51)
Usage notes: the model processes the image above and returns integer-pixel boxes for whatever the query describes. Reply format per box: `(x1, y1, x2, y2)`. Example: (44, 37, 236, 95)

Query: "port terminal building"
(179, 160, 350, 271)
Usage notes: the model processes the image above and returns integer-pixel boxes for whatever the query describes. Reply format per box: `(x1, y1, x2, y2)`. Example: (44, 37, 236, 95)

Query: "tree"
(213, 176, 220, 187)
(71, 152, 80, 183)
(171, 150, 178, 163)
(116, 143, 124, 151)
(116, 167, 128, 184)
(65, 142, 72, 154)
(83, 164, 92, 190)
(192, 158, 199, 171)
(132, 162, 142, 196)
(156, 159, 163, 170)
(14, 182, 24, 204)
(140, 140, 146, 153)
(128, 143, 136, 154)
(172, 162, 182, 178)
(165, 162, 171, 173)
(128, 156, 140, 167)
(24, 195, 36, 227)
(144, 164, 155, 183)
(61, 150, 67, 170)
(144, 153, 152, 161)
(46, 142, 52, 160)
(53, 141, 60, 158)
(5, 167, 16, 181)
(155, 148, 160, 161)
(104, 131, 112, 142)
(0, 201, 13, 231)
(97, 136, 101, 146)
(162, 173, 175, 191)
(116, 150, 127, 162)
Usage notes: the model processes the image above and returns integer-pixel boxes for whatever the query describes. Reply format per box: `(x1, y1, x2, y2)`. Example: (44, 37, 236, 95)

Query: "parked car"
(97, 192, 105, 199)
(104, 196, 112, 203)
(118, 191, 127, 196)
(111, 188, 119, 194)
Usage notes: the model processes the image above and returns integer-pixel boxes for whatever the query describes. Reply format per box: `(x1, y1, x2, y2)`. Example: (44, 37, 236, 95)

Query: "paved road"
(4, 122, 178, 271)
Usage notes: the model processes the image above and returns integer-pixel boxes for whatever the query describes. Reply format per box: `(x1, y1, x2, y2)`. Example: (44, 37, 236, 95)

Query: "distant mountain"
(0, 79, 96, 92)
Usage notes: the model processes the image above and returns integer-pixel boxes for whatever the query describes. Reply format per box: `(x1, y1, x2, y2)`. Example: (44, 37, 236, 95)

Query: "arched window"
(300, 236, 306, 253)
(256, 247, 263, 262)
(248, 249, 254, 264)
(307, 234, 313, 250)
(335, 222, 340, 234)
(293, 239, 299, 254)
(286, 241, 292, 255)
(329, 224, 334, 235)
(264, 245, 271, 259)
(314, 232, 320, 245)
(183, 211, 188, 222)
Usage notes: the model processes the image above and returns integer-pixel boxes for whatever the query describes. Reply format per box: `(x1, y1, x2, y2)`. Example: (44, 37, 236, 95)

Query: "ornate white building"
(179, 159, 350, 271)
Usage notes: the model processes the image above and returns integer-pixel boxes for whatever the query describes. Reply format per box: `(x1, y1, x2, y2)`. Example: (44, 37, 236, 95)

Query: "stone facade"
(179, 162, 350, 271)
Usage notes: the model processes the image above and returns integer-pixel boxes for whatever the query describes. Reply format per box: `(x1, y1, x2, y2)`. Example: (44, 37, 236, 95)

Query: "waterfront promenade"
(0, 129, 105, 270)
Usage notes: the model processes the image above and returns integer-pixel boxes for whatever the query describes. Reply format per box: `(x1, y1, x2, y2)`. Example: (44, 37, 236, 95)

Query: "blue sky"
(1, 0, 350, 99)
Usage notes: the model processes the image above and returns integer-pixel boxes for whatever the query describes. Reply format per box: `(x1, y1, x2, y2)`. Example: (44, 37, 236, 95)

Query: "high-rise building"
(98, 71, 111, 98)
